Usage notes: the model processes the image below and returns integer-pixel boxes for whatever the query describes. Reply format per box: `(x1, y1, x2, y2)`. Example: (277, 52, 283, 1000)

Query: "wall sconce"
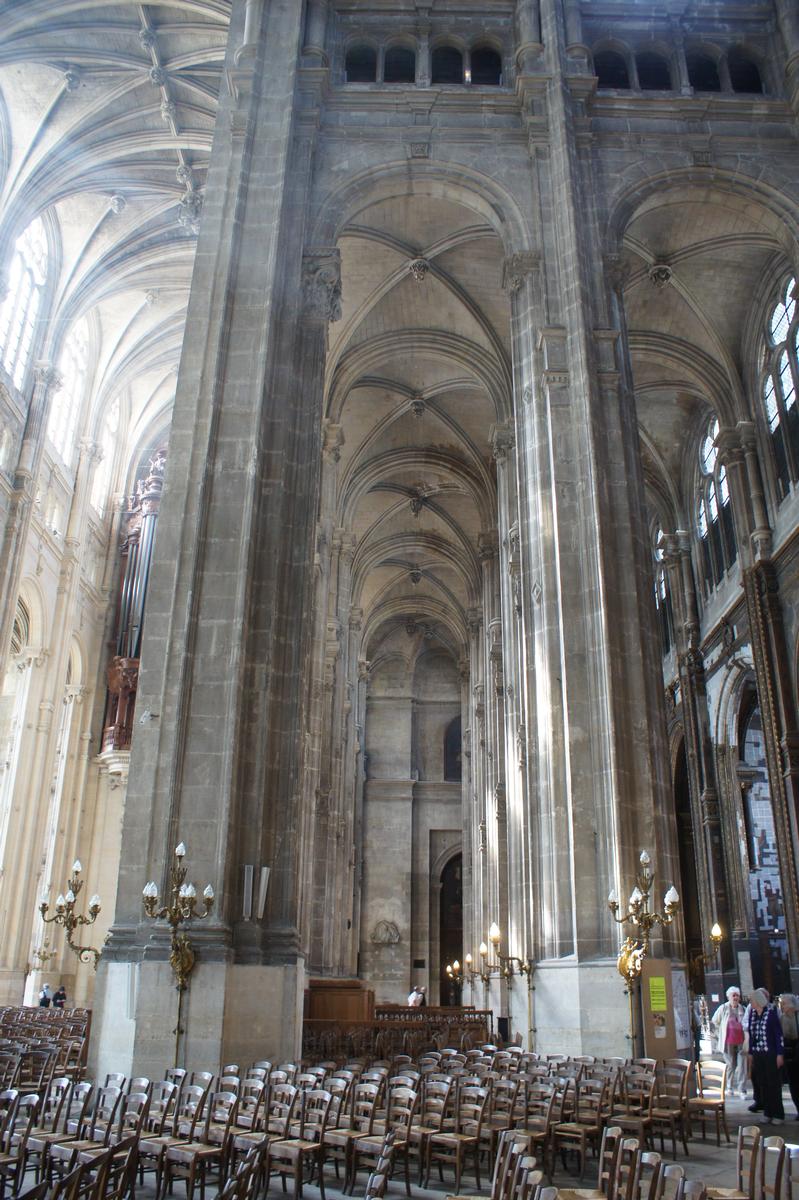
(142, 842, 214, 992)
(488, 922, 535, 984)
(40, 861, 102, 969)
(688, 922, 723, 987)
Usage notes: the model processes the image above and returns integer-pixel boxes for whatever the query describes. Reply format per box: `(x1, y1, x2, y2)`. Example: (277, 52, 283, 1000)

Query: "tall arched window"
(0, 217, 48, 389)
(91, 396, 120, 514)
(762, 275, 798, 499)
(384, 46, 416, 83)
(697, 416, 737, 590)
(652, 527, 674, 656)
(48, 317, 89, 468)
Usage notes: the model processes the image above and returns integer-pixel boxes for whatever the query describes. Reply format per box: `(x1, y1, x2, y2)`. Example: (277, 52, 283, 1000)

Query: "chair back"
(655, 1163, 685, 1200)
(638, 1151, 663, 1200)
(615, 1137, 642, 1200)
(733, 1124, 760, 1198)
(760, 1136, 786, 1200)
(509, 1156, 542, 1200)
(265, 1083, 298, 1138)
(785, 1146, 799, 1200)
(694, 1060, 726, 1101)
(348, 1081, 379, 1134)
(595, 1124, 623, 1197)
(298, 1088, 333, 1142)
(128, 1076, 152, 1096)
(104, 1073, 127, 1091)
(173, 1083, 207, 1139)
(385, 1086, 418, 1137)
(146, 1081, 177, 1134)
(120, 1090, 151, 1136)
(680, 1183, 706, 1200)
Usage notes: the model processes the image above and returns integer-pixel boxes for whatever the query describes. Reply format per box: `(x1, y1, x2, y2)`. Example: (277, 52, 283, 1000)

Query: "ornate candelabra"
(142, 842, 215, 1067)
(608, 849, 679, 1052)
(40, 861, 102, 969)
(142, 842, 214, 992)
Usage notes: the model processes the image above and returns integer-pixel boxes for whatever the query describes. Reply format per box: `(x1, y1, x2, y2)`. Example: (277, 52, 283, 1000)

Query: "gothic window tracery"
(696, 416, 737, 590)
(652, 527, 674, 656)
(761, 275, 798, 500)
(48, 317, 89, 468)
(0, 217, 48, 390)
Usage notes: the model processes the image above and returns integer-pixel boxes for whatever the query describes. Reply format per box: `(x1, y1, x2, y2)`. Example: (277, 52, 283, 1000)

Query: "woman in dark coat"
(748, 988, 784, 1124)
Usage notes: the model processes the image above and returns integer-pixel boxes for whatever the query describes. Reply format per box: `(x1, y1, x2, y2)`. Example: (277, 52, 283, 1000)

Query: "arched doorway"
(439, 853, 463, 1006)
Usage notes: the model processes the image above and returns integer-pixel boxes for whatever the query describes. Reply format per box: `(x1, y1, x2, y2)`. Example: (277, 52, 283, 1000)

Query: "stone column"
(774, 0, 799, 116)
(0, 364, 62, 674)
(91, 0, 343, 1077)
(515, 0, 542, 73)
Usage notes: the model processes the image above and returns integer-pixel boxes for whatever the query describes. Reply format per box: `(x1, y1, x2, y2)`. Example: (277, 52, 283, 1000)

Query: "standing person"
(748, 988, 784, 1125)
(52, 984, 66, 1009)
(778, 993, 799, 1119)
(417, 986, 427, 1008)
(38, 984, 51, 1008)
(711, 986, 748, 1096)
(407, 986, 422, 1007)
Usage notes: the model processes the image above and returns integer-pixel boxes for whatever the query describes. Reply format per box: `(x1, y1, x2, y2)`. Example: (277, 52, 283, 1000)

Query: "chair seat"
(167, 1142, 224, 1163)
(557, 1189, 604, 1200)
(705, 1190, 746, 1200)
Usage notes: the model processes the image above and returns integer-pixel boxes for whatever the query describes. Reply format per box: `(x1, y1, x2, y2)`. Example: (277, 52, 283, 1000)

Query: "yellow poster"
(649, 976, 667, 1012)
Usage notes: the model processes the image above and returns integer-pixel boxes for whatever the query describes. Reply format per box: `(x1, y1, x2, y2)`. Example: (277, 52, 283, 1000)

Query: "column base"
(90, 957, 306, 1079)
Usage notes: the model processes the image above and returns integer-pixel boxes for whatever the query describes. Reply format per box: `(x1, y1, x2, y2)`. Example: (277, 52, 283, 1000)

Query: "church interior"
(0, 0, 798, 1082)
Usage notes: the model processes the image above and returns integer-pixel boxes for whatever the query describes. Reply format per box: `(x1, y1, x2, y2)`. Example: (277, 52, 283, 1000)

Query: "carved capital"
(302, 248, 342, 322)
(478, 531, 498, 561)
(490, 423, 515, 463)
(322, 421, 345, 463)
(63, 68, 80, 92)
(34, 363, 63, 393)
(502, 252, 540, 295)
(603, 253, 631, 294)
(715, 427, 743, 468)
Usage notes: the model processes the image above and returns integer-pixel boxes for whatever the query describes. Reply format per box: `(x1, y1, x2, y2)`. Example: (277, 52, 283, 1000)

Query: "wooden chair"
(0, 1093, 40, 1200)
(48, 1086, 124, 1181)
(424, 1084, 488, 1194)
(686, 1061, 729, 1146)
(348, 1086, 417, 1196)
(553, 1124, 623, 1200)
(681, 1183, 707, 1200)
(656, 1163, 686, 1200)
(160, 1090, 239, 1200)
(137, 1083, 207, 1198)
(785, 1146, 799, 1200)
(265, 1088, 333, 1200)
(613, 1071, 655, 1149)
(651, 1063, 690, 1158)
(23, 1079, 75, 1182)
(706, 1125, 760, 1200)
(322, 1080, 378, 1187)
(759, 1137, 785, 1200)
(407, 1078, 452, 1184)
(514, 1082, 557, 1176)
(552, 1077, 610, 1181)
(229, 1082, 299, 1173)
(509, 1155, 543, 1200)
(615, 1138, 643, 1200)
(637, 1152, 663, 1200)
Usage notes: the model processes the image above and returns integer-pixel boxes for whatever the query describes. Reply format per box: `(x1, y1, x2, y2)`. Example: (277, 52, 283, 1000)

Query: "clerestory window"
(48, 317, 89, 468)
(697, 416, 737, 590)
(90, 396, 120, 514)
(762, 275, 799, 500)
(652, 527, 674, 656)
(0, 217, 48, 390)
